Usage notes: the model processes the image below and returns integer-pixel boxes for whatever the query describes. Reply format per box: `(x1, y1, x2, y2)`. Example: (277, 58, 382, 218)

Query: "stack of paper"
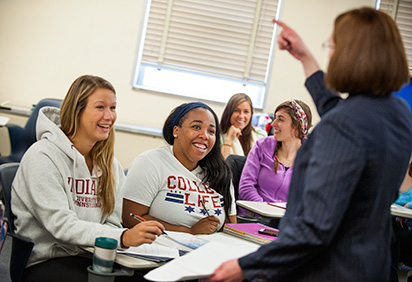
(144, 233, 260, 281)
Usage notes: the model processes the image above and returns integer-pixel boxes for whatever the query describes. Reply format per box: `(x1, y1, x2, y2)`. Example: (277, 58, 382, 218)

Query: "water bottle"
(93, 237, 117, 273)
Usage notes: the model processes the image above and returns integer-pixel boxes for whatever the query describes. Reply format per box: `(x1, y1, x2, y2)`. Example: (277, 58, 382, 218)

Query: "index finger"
(273, 20, 290, 31)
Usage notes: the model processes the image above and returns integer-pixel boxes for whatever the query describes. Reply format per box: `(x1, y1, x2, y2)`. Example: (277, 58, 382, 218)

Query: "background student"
(11, 75, 165, 282)
(206, 7, 412, 282)
(122, 102, 237, 235)
(220, 93, 267, 160)
(238, 100, 312, 215)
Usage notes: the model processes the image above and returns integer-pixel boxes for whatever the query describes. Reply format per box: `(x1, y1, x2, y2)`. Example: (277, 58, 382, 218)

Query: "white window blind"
(134, 0, 282, 108)
(377, 0, 412, 70)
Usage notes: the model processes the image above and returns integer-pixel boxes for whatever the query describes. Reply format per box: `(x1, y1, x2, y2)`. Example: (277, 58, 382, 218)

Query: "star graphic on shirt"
(185, 206, 195, 213)
(200, 208, 209, 215)
(214, 209, 222, 216)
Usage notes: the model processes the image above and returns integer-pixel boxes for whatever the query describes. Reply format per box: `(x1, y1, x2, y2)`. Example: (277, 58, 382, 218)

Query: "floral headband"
(289, 100, 308, 135)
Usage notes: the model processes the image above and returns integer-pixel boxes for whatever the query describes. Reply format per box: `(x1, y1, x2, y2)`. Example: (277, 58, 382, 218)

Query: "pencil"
(199, 199, 210, 216)
(129, 213, 168, 235)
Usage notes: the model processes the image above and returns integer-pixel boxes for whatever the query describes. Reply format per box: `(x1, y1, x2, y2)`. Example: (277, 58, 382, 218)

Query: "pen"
(199, 199, 210, 216)
(129, 213, 168, 235)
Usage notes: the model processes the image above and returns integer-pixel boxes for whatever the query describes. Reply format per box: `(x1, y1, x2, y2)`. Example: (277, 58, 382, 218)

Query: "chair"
(225, 155, 260, 223)
(0, 98, 63, 164)
(225, 154, 247, 203)
(0, 163, 34, 282)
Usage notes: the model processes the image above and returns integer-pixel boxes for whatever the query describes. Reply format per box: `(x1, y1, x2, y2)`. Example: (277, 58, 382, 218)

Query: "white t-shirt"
(123, 146, 236, 231)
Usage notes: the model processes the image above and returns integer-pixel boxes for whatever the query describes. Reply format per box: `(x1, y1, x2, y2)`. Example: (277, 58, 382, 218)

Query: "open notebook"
(117, 231, 208, 262)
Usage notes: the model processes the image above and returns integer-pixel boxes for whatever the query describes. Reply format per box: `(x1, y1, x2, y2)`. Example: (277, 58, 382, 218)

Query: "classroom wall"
(0, 0, 372, 168)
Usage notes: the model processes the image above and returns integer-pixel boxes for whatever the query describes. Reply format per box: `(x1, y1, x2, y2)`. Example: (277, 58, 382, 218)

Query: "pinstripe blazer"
(239, 71, 412, 282)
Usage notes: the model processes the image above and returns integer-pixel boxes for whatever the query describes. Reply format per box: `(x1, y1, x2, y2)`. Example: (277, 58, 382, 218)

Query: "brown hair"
(273, 100, 312, 173)
(326, 7, 409, 96)
(60, 75, 117, 216)
(220, 93, 254, 155)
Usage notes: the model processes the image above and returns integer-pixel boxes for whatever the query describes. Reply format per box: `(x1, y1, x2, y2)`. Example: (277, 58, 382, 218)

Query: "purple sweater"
(238, 136, 293, 214)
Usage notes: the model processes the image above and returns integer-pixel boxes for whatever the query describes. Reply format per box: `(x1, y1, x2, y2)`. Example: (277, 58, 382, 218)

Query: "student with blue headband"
(122, 102, 237, 234)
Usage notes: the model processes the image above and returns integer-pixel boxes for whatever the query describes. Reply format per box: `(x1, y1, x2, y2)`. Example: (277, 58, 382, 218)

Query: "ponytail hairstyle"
(163, 102, 233, 221)
(273, 100, 312, 173)
(60, 75, 117, 216)
(221, 93, 254, 155)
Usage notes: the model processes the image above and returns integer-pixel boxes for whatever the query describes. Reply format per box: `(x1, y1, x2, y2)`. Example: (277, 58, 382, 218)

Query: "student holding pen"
(11, 75, 165, 282)
(207, 7, 412, 282)
(122, 102, 237, 235)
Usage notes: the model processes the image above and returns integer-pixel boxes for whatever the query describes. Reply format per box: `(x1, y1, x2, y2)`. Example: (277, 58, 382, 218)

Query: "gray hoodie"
(11, 107, 126, 267)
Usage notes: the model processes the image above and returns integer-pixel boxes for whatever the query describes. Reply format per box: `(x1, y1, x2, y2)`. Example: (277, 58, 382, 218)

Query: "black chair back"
(0, 98, 62, 164)
(0, 163, 34, 282)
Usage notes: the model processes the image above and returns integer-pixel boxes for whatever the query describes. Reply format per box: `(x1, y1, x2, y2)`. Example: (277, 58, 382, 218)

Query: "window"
(134, 0, 282, 109)
(376, 0, 412, 71)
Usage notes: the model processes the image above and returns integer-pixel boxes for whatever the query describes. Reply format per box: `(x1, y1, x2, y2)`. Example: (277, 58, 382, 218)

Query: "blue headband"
(170, 102, 211, 128)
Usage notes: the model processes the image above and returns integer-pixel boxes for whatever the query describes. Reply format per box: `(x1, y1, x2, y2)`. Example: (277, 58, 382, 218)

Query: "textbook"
(223, 223, 278, 245)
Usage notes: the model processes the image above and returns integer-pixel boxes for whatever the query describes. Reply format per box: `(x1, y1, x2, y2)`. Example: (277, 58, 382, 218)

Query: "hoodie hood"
(36, 106, 76, 160)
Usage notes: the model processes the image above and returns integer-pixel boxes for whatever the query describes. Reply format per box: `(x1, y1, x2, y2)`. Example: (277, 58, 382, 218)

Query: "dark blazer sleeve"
(305, 71, 342, 117)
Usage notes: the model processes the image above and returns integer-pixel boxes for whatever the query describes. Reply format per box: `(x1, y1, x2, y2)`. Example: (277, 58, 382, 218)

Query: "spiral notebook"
(223, 223, 278, 245)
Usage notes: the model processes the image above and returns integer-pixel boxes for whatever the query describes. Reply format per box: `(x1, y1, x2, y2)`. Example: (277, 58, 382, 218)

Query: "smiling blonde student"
(12, 75, 164, 282)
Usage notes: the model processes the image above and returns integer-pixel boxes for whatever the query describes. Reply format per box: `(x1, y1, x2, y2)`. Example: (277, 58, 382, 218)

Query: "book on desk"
(223, 223, 278, 245)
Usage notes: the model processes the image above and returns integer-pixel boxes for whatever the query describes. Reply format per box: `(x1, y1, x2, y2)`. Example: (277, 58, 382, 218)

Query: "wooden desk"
(236, 200, 286, 218)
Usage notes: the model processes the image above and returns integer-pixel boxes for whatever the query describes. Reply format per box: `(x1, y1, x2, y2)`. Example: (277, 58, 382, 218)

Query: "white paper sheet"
(144, 234, 260, 282)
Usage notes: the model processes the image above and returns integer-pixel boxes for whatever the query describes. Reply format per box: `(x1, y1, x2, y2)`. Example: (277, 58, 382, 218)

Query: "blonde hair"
(60, 75, 116, 216)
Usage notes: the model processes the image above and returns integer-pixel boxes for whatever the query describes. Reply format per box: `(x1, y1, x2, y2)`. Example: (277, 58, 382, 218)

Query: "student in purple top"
(238, 100, 312, 215)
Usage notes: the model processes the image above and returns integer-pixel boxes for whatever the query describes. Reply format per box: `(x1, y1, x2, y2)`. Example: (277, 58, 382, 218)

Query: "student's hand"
(204, 259, 245, 282)
(227, 125, 242, 141)
(190, 216, 221, 235)
(122, 220, 165, 247)
(274, 20, 320, 78)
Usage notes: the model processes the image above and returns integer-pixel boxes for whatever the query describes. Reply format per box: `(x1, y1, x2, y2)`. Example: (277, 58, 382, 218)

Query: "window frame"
(133, 0, 283, 109)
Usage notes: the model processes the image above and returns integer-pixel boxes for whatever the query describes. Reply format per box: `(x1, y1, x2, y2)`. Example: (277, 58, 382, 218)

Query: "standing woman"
(207, 7, 412, 282)
(220, 93, 267, 159)
(238, 100, 312, 214)
(12, 75, 164, 282)
(123, 102, 236, 235)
